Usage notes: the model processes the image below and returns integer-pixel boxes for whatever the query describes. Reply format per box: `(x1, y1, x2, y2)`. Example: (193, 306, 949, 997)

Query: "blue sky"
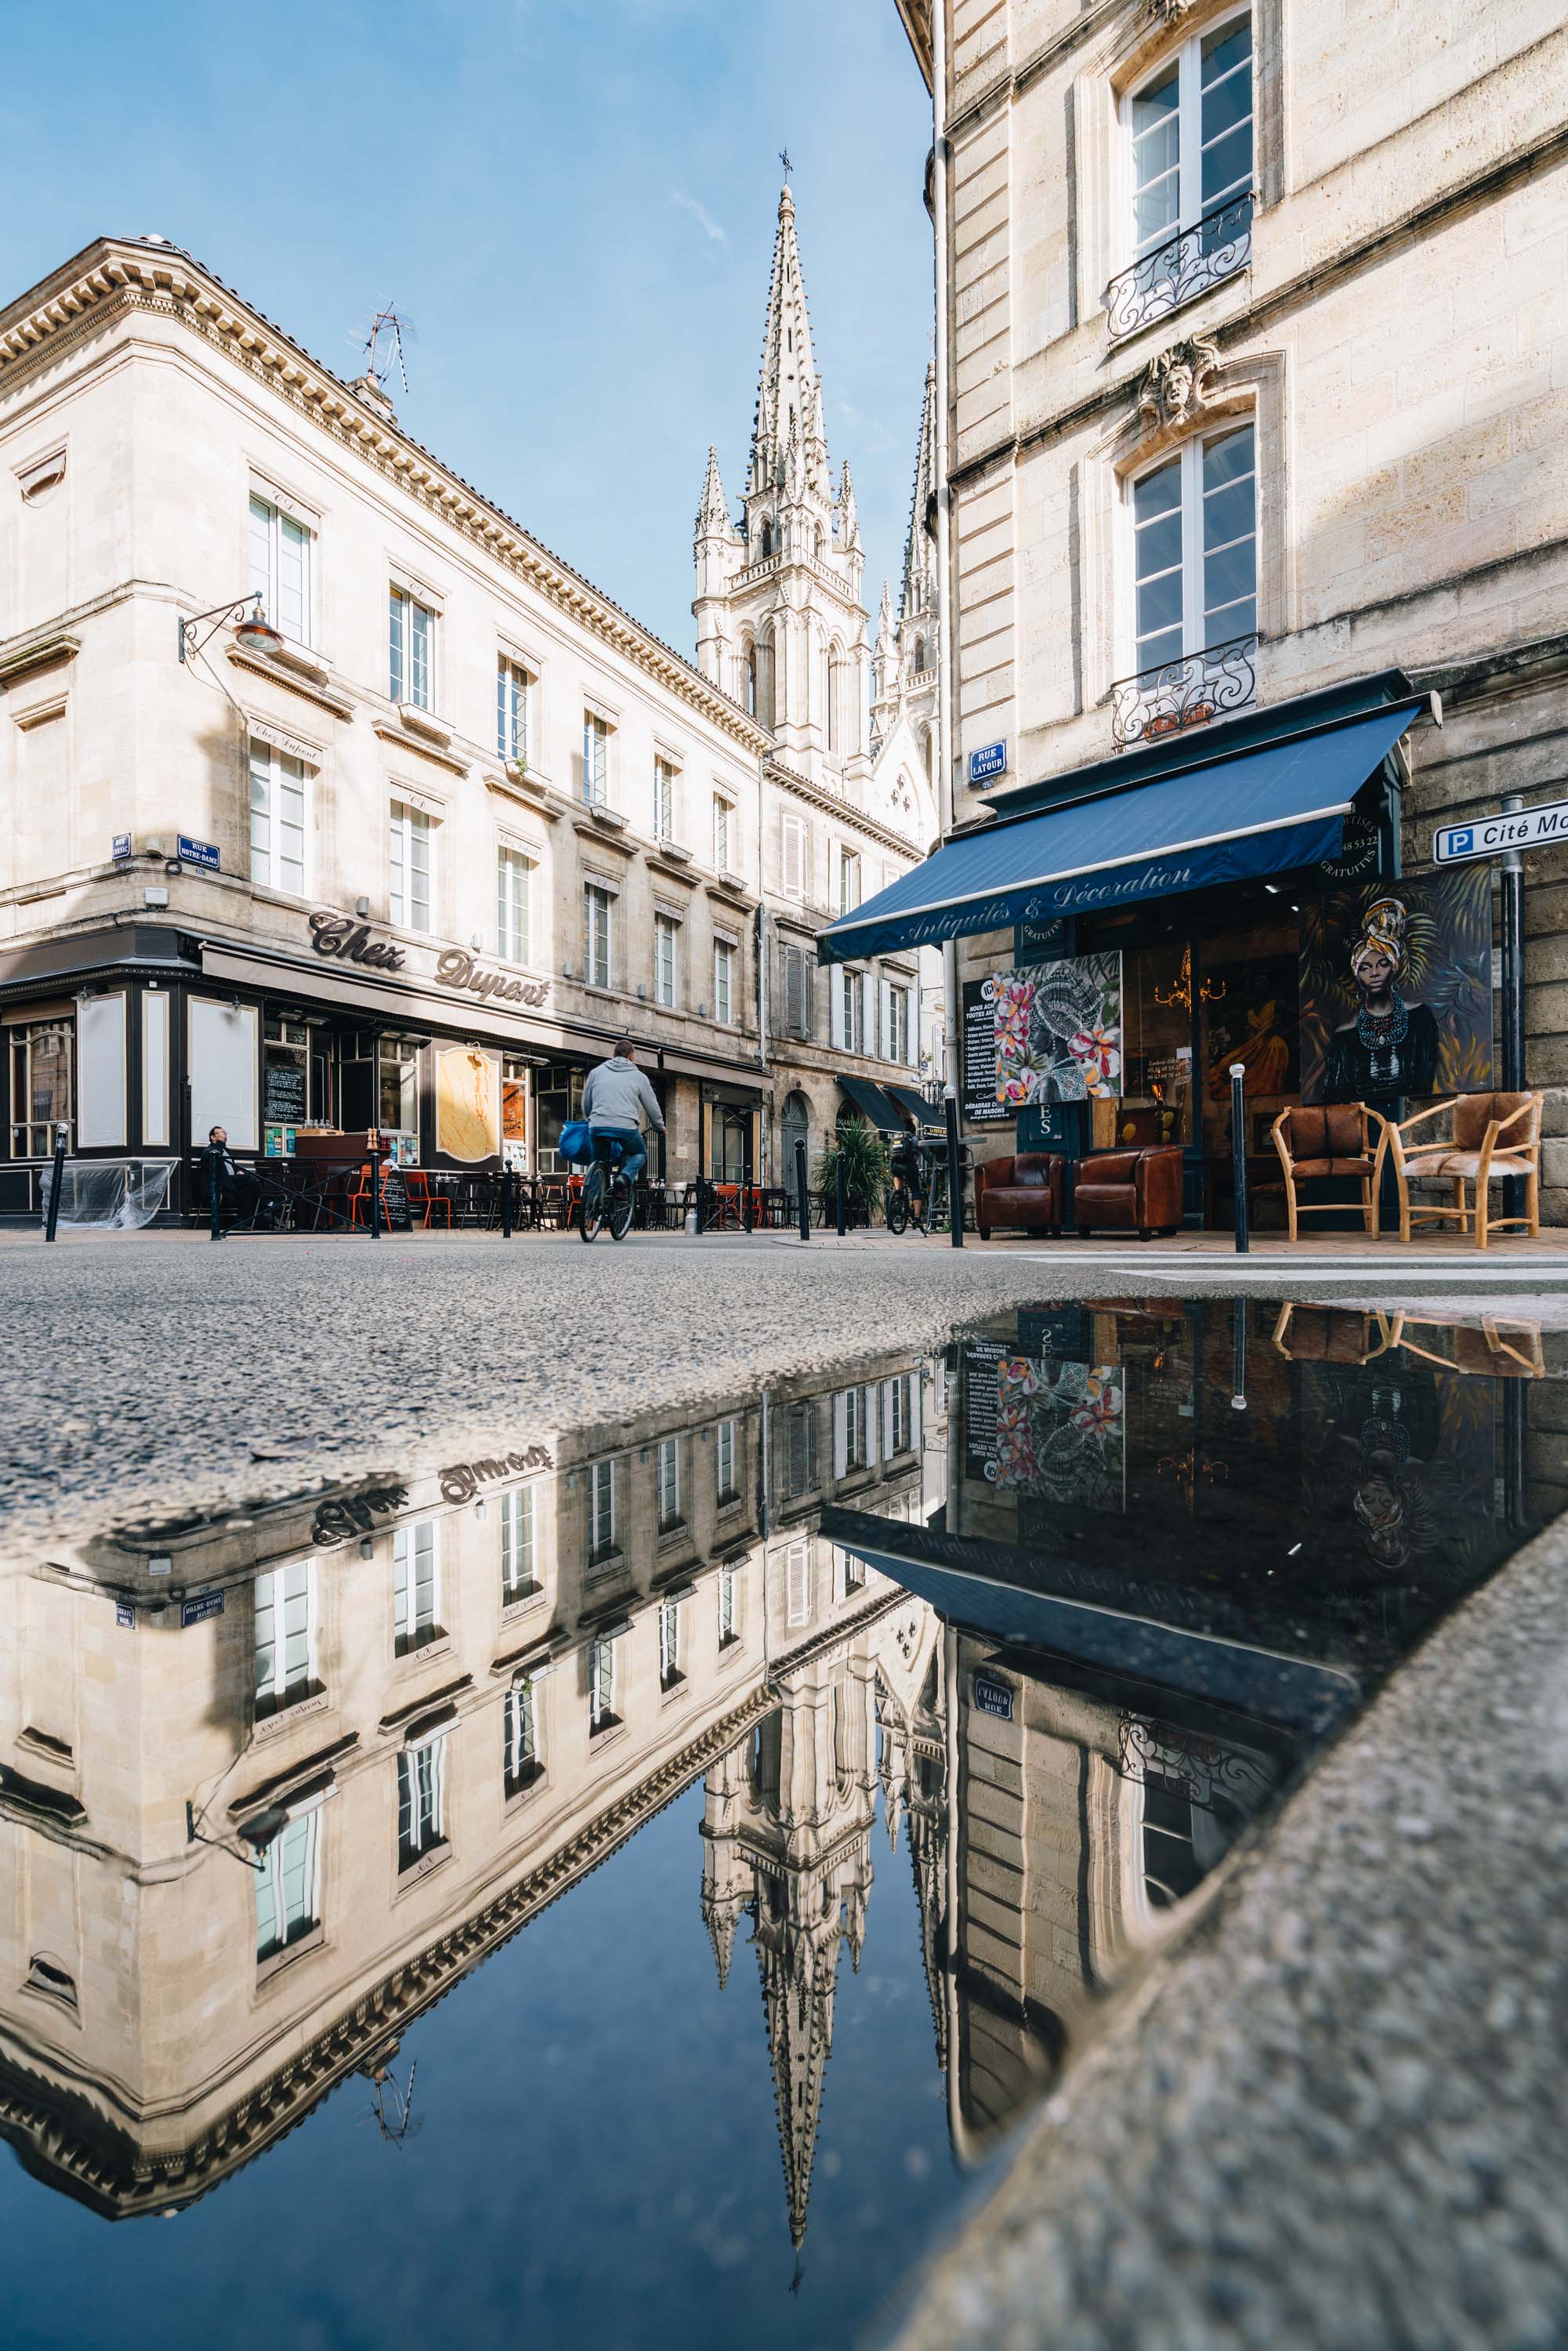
(2, 0, 934, 657)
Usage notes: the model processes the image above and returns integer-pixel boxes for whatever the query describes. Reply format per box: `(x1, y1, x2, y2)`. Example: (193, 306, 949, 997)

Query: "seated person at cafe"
(581, 1040, 665, 1184)
(192, 1125, 259, 1230)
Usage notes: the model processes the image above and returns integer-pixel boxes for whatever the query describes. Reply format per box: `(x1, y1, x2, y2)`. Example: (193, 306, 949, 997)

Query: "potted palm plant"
(813, 1114, 890, 1228)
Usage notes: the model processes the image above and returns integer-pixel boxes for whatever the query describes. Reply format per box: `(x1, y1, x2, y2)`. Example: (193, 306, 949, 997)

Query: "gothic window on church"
(497, 657, 533, 766)
(1132, 423, 1256, 675)
(389, 585, 435, 710)
(744, 643, 759, 717)
(824, 649, 840, 752)
(582, 711, 610, 806)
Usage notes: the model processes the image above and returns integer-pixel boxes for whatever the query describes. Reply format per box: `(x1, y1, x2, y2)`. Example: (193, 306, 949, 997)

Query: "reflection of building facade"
(0, 1347, 947, 2239)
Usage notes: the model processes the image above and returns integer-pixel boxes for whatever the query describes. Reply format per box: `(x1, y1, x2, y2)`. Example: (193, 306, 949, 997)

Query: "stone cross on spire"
(748, 181, 827, 498)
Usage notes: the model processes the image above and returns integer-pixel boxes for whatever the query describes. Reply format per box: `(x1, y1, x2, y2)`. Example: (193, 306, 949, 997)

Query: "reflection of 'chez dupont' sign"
(440, 1446, 553, 1503)
(310, 911, 549, 1008)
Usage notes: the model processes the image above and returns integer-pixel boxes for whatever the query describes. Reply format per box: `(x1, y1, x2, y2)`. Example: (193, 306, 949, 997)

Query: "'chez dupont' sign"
(309, 910, 550, 1008)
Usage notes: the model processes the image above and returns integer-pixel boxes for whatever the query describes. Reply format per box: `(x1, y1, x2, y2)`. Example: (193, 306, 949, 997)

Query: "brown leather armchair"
(1072, 1145, 1184, 1240)
(973, 1151, 1065, 1238)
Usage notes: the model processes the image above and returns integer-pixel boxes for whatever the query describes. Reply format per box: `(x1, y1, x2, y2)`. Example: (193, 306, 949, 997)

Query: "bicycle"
(885, 1154, 929, 1236)
(579, 1132, 636, 1244)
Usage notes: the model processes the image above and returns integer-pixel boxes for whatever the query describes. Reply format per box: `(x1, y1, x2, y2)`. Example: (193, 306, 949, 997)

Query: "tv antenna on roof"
(360, 303, 415, 396)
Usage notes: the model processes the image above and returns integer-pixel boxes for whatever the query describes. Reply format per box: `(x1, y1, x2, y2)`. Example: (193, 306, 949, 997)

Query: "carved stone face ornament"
(1139, 335, 1222, 431)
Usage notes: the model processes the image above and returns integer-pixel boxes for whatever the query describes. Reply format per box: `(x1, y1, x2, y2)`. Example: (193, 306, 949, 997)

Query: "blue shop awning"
(817, 698, 1426, 965)
(838, 1074, 905, 1130)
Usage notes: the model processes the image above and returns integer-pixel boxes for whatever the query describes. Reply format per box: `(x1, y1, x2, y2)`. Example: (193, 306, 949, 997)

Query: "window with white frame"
(588, 1636, 618, 1731)
(582, 711, 609, 806)
(712, 794, 733, 872)
(837, 846, 861, 915)
(831, 968, 864, 1053)
(587, 1459, 617, 1566)
(713, 939, 735, 1026)
(255, 1559, 314, 1717)
(843, 1386, 870, 1472)
(497, 657, 533, 766)
(824, 649, 840, 752)
(397, 1733, 447, 1870)
(503, 1679, 540, 1792)
(248, 494, 310, 646)
(1130, 13, 1252, 263)
(389, 800, 434, 932)
(1132, 423, 1256, 674)
(781, 810, 807, 900)
(654, 758, 676, 841)
(389, 585, 435, 709)
(497, 846, 534, 965)
(393, 1521, 441, 1654)
(657, 1437, 683, 1535)
(659, 1596, 683, 1689)
(8, 1020, 71, 1159)
(500, 1486, 538, 1605)
(249, 740, 307, 896)
(785, 1539, 813, 1628)
(715, 1418, 738, 1505)
(889, 1375, 911, 1455)
(654, 912, 678, 1009)
(884, 982, 910, 1066)
(255, 1806, 320, 1962)
(718, 1563, 740, 1646)
(585, 883, 612, 988)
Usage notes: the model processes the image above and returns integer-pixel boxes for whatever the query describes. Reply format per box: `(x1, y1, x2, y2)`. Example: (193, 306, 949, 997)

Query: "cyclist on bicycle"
(581, 1039, 664, 1183)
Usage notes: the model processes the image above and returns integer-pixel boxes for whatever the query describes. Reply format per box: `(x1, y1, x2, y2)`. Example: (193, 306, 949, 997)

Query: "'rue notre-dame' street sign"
(1433, 797, 1568, 864)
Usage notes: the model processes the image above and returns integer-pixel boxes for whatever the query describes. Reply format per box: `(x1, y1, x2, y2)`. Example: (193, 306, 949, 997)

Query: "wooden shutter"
(784, 944, 806, 1038)
(783, 813, 804, 898)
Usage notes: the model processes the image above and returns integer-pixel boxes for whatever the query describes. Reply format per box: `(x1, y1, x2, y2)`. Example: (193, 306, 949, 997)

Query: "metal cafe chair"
(402, 1170, 452, 1230)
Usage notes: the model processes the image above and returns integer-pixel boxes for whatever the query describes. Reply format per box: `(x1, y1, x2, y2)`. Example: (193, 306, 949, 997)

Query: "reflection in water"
(0, 1302, 1553, 2347)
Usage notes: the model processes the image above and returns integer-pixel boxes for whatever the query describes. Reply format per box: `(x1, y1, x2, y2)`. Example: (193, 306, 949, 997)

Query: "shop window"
(389, 800, 433, 932)
(655, 759, 677, 842)
(497, 848, 534, 965)
(1111, 14, 1253, 336)
(254, 1559, 315, 1718)
(713, 939, 735, 1025)
(497, 657, 532, 767)
(585, 883, 613, 989)
(715, 1107, 749, 1183)
(397, 1733, 447, 1871)
(249, 741, 307, 895)
(502, 1054, 530, 1168)
(1132, 424, 1256, 676)
(534, 1061, 585, 1175)
(1115, 944, 1197, 1149)
(378, 1037, 419, 1139)
(8, 1019, 72, 1158)
(263, 1018, 314, 1139)
(249, 494, 311, 647)
(504, 1680, 541, 1794)
(654, 912, 678, 1009)
(255, 1808, 320, 1960)
(389, 586, 435, 709)
(393, 1521, 442, 1655)
(582, 712, 610, 806)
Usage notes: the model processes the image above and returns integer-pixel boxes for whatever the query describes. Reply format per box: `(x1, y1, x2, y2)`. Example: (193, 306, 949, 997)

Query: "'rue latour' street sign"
(1433, 799, 1568, 864)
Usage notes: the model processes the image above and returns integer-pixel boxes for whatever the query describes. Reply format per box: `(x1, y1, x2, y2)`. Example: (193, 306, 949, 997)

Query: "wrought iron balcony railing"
(1103, 193, 1254, 340)
(1109, 632, 1257, 752)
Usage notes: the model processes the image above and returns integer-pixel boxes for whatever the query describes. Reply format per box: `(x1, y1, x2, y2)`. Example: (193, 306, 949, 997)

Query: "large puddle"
(0, 1298, 1555, 2350)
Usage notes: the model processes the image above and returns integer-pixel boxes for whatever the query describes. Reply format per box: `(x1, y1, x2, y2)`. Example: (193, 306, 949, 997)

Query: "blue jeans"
(589, 1125, 647, 1185)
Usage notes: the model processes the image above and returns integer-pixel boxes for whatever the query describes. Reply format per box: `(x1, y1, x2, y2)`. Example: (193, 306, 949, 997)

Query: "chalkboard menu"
(263, 1053, 307, 1126)
(377, 1163, 413, 1233)
(961, 979, 1010, 1127)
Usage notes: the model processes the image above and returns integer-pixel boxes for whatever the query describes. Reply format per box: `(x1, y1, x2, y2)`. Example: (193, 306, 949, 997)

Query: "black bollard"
(1229, 1064, 1249, 1255)
(369, 1135, 382, 1241)
(944, 1094, 964, 1248)
(835, 1150, 846, 1237)
(44, 1122, 67, 1244)
(795, 1138, 810, 1241)
(743, 1181, 754, 1234)
(1230, 1294, 1248, 1411)
(209, 1139, 223, 1242)
(501, 1165, 513, 1240)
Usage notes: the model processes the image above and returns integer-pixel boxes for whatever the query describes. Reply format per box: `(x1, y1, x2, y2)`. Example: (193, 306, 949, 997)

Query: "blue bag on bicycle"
(558, 1119, 595, 1166)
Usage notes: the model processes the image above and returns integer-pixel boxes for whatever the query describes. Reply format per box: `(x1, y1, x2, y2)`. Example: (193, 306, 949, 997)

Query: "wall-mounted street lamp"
(178, 591, 284, 668)
(184, 1795, 290, 1870)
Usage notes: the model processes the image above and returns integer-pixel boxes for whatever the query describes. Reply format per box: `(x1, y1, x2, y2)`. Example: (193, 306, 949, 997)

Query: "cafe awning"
(817, 694, 1429, 965)
(838, 1074, 906, 1130)
(884, 1081, 940, 1125)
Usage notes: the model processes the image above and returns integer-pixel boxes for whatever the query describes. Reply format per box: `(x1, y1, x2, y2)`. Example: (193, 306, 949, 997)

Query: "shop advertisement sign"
(990, 952, 1124, 1110)
(961, 982, 1012, 1126)
(1299, 872, 1492, 1105)
(1318, 810, 1381, 882)
(378, 1162, 414, 1231)
(961, 1338, 1009, 1481)
(993, 1356, 1126, 1514)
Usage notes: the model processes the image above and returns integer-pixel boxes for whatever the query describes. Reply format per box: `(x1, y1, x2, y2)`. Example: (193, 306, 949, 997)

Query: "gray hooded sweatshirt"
(582, 1055, 665, 1132)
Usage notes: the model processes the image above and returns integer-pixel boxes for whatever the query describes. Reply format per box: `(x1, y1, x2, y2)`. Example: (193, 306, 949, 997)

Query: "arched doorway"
(780, 1091, 810, 1199)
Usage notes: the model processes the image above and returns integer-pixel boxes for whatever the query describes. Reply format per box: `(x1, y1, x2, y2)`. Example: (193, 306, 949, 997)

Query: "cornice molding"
(0, 244, 774, 760)
(370, 719, 469, 777)
(226, 644, 354, 722)
(764, 760, 919, 862)
(0, 629, 80, 689)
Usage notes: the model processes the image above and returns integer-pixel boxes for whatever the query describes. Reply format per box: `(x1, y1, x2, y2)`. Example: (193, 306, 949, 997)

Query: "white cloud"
(672, 191, 728, 246)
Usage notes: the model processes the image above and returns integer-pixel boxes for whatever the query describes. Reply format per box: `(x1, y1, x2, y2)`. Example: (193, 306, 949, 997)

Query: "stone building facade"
(892, 0, 1568, 1217)
(0, 219, 932, 1218)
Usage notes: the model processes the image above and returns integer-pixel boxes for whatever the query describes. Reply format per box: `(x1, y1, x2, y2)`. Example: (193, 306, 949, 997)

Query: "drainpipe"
(930, 2, 959, 1098)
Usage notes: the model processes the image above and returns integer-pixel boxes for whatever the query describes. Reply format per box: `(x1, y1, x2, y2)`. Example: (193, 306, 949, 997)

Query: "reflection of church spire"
(759, 1910, 839, 2251)
(905, 1657, 950, 2074)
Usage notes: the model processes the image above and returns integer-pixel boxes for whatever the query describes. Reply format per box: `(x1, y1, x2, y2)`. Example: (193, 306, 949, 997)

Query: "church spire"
(749, 182, 827, 497)
(899, 360, 938, 625)
(697, 444, 730, 540)
(836, 459, 860, 553)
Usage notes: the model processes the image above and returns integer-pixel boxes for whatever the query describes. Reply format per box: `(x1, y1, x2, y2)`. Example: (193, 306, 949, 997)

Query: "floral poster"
(986, 1355, 1125, 1513)
(1298, 871, 1491, 1106)
(990, 951, 1123, 1109)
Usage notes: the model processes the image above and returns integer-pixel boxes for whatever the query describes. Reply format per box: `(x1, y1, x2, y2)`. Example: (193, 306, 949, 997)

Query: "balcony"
(1109, 633, 1257, 753)
(1103, 194, 1253, 341)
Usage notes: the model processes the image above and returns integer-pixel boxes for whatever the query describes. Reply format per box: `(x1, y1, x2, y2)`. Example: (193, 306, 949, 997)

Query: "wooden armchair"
(1380, 1091, 1542, 1248)
(1269, 1104, 1381, 1241)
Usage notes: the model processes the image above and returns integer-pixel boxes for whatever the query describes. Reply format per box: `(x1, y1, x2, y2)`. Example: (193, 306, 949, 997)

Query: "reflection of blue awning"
(817, 700, 1425, 965)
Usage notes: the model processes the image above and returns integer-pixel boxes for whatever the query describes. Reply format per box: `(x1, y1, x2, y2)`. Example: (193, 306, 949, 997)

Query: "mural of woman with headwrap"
(1323, 896, 1439, 1103)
